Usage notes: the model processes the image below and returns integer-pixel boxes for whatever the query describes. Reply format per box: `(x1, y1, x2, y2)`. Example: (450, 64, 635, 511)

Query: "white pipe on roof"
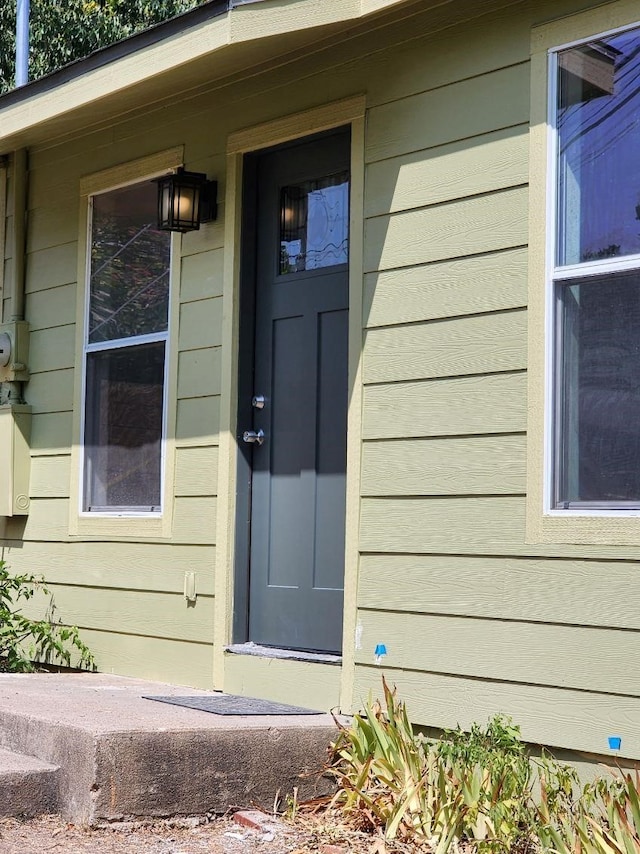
(15, 0, 30, 87)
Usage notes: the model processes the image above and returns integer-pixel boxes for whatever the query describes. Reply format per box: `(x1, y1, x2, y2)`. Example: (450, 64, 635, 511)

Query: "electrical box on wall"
(0, 405, 31, 516)
(0, 321, 30, 383)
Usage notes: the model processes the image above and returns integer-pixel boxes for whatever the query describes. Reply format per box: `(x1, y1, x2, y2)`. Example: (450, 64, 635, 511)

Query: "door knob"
(243, 429, 265, 445)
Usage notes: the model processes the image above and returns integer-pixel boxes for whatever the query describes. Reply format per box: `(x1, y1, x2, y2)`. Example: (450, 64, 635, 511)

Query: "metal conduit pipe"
(0, 155, 7, 406)
(15, 0, 30, 88)
(6, 148, 28, 404)
(11, 148, 27, 323)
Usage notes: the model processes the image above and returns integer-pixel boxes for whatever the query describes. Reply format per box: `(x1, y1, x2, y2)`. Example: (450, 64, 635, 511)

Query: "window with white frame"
(550, 25, 640, 511)
(82, 180, 171, 513)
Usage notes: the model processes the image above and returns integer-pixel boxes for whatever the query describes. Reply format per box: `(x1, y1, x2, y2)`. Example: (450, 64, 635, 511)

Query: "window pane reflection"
(84, 342, 165, 511)
(557, 32, 640, 266)
(279, 172, 349, 274)
(90, 182, 170, 343)
(557, 271, 640, 504)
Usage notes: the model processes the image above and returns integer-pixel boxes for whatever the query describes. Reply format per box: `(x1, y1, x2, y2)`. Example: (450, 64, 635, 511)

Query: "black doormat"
(142, 694, 322, 716)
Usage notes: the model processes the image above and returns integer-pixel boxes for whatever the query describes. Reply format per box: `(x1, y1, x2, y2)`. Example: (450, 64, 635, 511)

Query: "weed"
(539, 770, 640, 854)
(0, 559, 95, 672)
(438, 715, 537, 852)
(325, 678, 640, 854)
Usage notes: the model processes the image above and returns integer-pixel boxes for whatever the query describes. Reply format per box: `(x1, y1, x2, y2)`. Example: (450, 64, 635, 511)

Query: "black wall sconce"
(155, 168, 217, 232)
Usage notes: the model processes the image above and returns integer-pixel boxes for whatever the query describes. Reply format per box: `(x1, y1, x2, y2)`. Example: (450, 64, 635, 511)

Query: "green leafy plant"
(324, 679, 640, 854)
(0, 0, 206, 95)
(539, 770, 640, 854)
(437, 714, 538, 852)
(327, 676, 465, 846)
(327, 679, 540, 851)
(0, 559, 95, 672)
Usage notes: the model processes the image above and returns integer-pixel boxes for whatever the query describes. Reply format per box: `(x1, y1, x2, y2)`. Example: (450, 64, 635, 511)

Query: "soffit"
(0, 0, 415, 152)
(0, 0, 519, 151)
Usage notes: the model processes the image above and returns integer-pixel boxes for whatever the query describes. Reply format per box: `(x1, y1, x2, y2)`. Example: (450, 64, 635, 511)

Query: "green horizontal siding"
(356, 0, 640, 762)
(1, 0, 637, 761)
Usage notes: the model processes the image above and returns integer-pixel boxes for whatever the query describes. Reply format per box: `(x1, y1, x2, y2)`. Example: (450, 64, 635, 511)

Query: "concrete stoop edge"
(0, 747, 61, 818)
(0, 675, 339, 825)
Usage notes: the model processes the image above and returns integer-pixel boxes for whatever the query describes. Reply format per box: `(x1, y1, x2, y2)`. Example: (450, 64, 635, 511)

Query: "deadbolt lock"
(243, 429, 265, 445)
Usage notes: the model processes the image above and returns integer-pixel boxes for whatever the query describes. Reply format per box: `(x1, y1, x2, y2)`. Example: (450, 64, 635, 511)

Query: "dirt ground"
(0, 814, 303, 854)
(0, 813, 380, 854)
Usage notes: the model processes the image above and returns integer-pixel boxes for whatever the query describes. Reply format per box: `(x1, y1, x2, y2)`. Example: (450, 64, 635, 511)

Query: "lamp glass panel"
(159, 183, 172, 226)
(279, 171, 349, 274)
(175, 185, 198, 228)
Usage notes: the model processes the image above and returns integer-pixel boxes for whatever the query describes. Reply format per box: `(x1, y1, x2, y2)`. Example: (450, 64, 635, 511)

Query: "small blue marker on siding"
(608, 736, 622, 751)
(374, 643, 387, 665)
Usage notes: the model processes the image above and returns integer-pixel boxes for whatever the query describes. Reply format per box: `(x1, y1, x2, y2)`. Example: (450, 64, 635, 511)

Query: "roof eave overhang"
(0, 0, 410, 152)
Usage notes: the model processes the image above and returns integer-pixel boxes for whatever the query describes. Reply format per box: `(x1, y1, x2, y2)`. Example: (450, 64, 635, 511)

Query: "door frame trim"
(214, 95, 366, 712)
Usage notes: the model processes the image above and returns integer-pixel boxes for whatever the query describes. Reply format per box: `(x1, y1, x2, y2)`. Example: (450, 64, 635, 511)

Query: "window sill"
(69, 511, 171, 540)
(527, 510, 640, 546)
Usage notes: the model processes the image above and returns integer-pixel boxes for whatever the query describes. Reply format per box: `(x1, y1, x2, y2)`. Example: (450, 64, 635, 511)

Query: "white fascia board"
(0, 15, 230, 147)
(0, 0, 410, 147)
(228, 0, 361, 43)
(361, 0, 414, 12)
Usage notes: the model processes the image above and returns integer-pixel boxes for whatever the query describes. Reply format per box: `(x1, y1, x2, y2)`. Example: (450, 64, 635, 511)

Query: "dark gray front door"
(242, 129, 350, 653)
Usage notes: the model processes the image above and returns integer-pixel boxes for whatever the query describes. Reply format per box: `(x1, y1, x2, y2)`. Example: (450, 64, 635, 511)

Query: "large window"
(82, 180, 171, 513)
(551, 25, 640, 511)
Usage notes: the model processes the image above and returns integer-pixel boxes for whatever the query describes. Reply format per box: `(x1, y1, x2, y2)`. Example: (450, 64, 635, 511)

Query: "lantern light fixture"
(155, 168, 217, 233)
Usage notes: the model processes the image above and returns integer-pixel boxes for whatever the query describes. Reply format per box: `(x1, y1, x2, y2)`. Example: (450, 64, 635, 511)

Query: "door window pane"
(557, 271, 640, 504)
(84, 342, 165, 511)
(557, 32, 640, 266)
(90, 182, 170, 343)
(279, 172, 349, 274)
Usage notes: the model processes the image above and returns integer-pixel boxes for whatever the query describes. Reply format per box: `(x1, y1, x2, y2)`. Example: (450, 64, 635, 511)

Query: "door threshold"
(225, 642, 341, 665)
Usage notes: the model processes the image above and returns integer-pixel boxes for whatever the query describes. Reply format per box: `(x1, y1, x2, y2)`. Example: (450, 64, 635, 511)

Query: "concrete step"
(0, 747, 60, 817)
(0, 673, 338, 825)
